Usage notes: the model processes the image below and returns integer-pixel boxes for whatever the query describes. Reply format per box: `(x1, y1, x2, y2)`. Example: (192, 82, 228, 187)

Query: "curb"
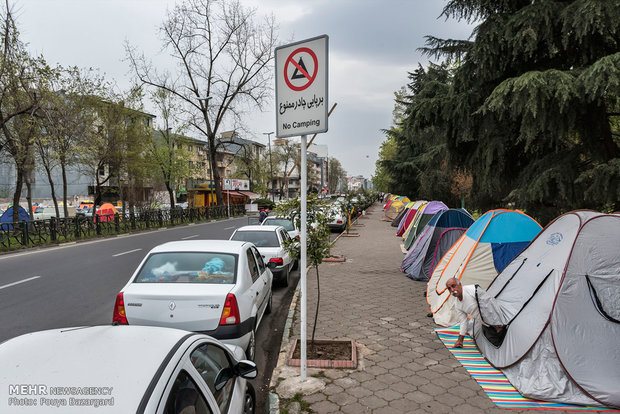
(269, 279, 301, 413)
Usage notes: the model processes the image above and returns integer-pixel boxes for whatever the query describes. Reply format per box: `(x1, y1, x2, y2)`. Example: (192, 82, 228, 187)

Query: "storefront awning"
(237, 191, 260, 199)
(222, 190, 245, 198)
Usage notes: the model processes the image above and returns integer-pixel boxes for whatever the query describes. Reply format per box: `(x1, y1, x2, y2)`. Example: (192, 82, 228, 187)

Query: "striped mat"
(435, 327, 618, 411)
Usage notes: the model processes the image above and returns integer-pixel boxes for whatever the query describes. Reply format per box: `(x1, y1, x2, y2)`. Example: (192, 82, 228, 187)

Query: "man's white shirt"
(454, 284, 485, 336)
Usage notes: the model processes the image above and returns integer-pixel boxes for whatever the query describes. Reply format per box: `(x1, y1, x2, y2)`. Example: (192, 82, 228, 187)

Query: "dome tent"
(472, 211, 620, 408)
(401, 202, 427, 241)
(403, 201, 448, 250)
(95, 203, 118, 222)
(391, 201, 413, 227)
(396, 200, 425, 236)
(381, 198, 406, 222)
(382, 195, 396, 210)
(0, 205, 30, 230)
(401, 209, 474, 281)
(427, 209, 542, 327)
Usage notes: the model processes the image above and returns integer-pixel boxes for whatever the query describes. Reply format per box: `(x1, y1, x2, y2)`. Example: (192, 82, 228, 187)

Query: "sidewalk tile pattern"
(282, 205, 610, 413)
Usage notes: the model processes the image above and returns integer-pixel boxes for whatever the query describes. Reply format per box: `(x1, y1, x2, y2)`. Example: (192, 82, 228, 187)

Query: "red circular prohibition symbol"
(284, 47, 318, 92)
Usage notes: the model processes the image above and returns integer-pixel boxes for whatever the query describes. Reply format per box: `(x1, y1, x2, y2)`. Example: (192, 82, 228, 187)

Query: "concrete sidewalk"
(269, 204, 595, 414)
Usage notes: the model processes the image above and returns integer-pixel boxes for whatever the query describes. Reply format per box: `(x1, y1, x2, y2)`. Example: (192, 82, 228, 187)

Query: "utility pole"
(263, 131, 275, 202)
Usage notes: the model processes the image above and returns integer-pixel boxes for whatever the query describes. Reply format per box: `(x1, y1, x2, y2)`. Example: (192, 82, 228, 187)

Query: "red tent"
(396, 208, 418, 236)
(95, 203, 118, 222)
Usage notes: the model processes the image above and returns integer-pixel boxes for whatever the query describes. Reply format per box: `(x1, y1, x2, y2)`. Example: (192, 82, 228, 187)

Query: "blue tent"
(0, 205, 30, 230)
(427, 209, 543, 327)
(401, 209, 474, 281)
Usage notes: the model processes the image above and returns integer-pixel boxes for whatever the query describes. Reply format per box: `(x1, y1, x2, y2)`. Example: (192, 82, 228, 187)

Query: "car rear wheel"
(246, 328, 256, 361)
(292, 259, 298, 271)
(280, 265, 290, 287)
(243, 383, 256, 414)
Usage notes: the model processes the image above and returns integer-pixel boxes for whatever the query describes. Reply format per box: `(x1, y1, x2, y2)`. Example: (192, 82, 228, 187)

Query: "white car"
(0, 325, 257, 413)
(261, 216, 299, 240)
(113, 240, 273, 361)
(230, 225, 296, 287)
(328, 207, 346, 232)
(33, 206, 75, 220)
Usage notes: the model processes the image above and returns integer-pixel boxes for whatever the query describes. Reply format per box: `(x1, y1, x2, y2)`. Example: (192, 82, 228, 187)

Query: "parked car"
(261, 216, 299, 240)
(230, 225, 296, 287)
(75, 206, 94, 218)
(33, 206, 75, 220)
(328, 207, 347, 232)
(0, 325, 257, 413)
(113, 240, 273, 361)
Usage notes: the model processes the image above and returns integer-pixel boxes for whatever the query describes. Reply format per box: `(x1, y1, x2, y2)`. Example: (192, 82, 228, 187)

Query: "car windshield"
(263, 218, 295, 231)
(134, 252, 237, 284)
(231, 230, 280, 247)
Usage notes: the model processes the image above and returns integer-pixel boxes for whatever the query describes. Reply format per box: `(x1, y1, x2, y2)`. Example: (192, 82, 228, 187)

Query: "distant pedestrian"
(259, 208, 268, 223)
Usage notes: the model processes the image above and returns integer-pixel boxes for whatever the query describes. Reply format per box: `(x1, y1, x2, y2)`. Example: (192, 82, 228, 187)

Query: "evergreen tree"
(417, 0, 620, 221)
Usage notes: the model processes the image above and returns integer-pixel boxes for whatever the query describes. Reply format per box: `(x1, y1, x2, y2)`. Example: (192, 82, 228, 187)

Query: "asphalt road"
(0, 216, 253, 341)
(0, 216, 337, 413)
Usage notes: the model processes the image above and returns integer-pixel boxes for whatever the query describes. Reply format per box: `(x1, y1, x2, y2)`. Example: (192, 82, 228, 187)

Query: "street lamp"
(263, 131, 275, 202)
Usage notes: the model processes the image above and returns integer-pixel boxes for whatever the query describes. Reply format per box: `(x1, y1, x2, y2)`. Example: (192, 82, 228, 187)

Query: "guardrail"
(0, 204, 246, 251)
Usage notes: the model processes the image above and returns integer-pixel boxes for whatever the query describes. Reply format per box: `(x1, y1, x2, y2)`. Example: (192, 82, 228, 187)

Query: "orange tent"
(95, 203, 118, 222)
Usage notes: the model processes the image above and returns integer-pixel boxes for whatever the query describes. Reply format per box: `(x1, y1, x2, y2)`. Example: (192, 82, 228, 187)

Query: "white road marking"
(112, 248, 142, 257)
(224, 226, 236, 230)
(181, 234, 199, 240)
(0, 276, 41, 291)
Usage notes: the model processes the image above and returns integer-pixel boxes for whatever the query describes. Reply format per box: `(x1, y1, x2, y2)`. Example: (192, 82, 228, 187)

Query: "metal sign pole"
(227, 191, 230, 217)
(300, 134, 308, 381)
(275, 36, 327, 382)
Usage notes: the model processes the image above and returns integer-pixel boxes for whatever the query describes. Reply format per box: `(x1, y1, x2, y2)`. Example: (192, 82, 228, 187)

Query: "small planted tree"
(275, 194, 332, 348)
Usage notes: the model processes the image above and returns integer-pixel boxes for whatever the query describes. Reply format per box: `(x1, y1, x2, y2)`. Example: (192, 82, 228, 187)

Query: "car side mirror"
(235, 360, 257, 379)
(214, 367, 234, 391)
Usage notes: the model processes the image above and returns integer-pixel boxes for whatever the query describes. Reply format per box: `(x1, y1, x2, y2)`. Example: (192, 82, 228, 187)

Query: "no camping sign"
(275, 35, 328, 138)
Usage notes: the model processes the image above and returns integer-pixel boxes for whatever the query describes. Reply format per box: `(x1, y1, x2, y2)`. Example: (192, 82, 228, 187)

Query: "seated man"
(446, 277, 505, 348)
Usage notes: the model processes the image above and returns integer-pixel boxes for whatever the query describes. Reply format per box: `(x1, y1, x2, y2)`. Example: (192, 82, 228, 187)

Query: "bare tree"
(0, 0, 46, 223)
(275, 139, 298, 199)
(149, 88, 192, 208)
(126, 0, 277, 206)
(232, 141, 269, 194)
(38, 66, 106, 217)
(75, 89, 149, 212)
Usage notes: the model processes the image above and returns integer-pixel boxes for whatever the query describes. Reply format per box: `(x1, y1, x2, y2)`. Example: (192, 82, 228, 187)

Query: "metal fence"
(0, 204, 246, 251)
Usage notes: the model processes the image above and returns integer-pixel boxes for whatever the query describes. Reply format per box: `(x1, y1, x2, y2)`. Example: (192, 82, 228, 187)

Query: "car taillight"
(337, 220, 343, 224)
(219, 293, 240, 326)
(269, 257, 284, 265)
(112, 292, 128, 325)
(295, 235, 300, 240)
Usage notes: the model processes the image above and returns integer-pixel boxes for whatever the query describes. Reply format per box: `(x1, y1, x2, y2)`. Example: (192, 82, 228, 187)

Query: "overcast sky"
(16, 0, 473, 179)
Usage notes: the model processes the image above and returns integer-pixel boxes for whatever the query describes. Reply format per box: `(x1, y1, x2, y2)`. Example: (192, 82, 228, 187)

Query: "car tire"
(265, 291, 273, 315)
(292, 259, 298, 271)
(280, 265, 290, 287)
(243, 383, 256, 414)
(246, 328, 256, 361)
